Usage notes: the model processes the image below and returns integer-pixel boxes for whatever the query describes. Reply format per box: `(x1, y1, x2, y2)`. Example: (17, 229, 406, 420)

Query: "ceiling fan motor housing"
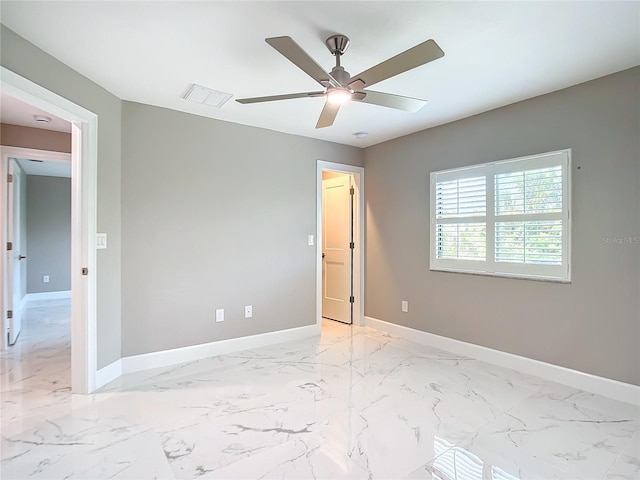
(330, 66, 351, 86)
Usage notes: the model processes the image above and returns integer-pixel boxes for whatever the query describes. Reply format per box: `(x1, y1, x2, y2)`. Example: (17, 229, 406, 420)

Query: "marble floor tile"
(1, 300, 638, 479)
(604, 432, 640, 480)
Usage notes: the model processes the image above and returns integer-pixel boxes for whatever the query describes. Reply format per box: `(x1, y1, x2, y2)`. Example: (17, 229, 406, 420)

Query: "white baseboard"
(96, 359, 123, 389)
(122, 324, 319, 375)
(25, 290, 71, 302)
(365, 316, 640, 406)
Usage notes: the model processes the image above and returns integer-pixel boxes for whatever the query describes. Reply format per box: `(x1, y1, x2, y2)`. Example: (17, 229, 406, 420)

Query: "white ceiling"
(1, 92, 71, 133)
(0, 93, 71, 177)
(15, 157, 71, 178)
(1, 1, 638, 148)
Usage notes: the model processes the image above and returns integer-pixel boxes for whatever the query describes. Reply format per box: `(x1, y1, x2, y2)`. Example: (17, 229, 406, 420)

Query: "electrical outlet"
(43, 275, 50, 283)
(401, 300, 408, 313)
(244, 305, 253, 318)
(215, 309, 224, 322)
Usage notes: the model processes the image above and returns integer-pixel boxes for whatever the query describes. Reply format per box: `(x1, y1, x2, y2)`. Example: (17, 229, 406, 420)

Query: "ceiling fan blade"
(316, 100, 340, 129)
(236, 91, 324, 104)
(354, 90, 427, 112)
(350, 39, 444, 88)
(266, 36, 338, 87)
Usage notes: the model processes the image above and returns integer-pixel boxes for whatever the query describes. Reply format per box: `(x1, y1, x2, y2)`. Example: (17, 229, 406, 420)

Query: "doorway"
(321, 171, 354, 324)
(6, 152, 73, 345)
(1, 66, 98, 393)
(316, 161, 364, 329)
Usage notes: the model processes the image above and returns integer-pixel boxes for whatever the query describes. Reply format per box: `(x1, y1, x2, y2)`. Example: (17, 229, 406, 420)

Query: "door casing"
(7, 159, 23, 345)
(316, 161, 364, 329)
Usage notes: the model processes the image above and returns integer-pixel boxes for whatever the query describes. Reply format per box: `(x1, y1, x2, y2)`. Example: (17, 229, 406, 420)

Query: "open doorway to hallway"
(11, 155, 73, 341)
(1, 93, 75, 403)
(1, 66, 99, 393)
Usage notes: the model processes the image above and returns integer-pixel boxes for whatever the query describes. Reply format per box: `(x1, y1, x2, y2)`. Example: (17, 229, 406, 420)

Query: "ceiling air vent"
(182, 84, 233, 108)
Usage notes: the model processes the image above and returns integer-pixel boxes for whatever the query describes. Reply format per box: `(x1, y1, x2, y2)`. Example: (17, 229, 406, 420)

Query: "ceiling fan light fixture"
(327, 88, 352, 105)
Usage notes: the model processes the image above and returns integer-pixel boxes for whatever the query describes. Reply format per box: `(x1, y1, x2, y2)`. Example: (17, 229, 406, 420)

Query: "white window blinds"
(435, 175, 487, 261)
(436, 176, 486, 218)
(430, 150, 571, 282)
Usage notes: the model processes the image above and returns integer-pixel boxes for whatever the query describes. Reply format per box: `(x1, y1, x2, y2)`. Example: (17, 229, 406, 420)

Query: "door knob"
(18, 255, 26, 260)
(322, 253, 326, 258)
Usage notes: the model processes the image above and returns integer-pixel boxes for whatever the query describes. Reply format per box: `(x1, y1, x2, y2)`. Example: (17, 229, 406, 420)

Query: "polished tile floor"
(1, 299, 638, 479)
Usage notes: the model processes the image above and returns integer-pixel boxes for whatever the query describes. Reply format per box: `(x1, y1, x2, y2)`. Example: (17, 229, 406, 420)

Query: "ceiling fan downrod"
(325, 34, 351, 86)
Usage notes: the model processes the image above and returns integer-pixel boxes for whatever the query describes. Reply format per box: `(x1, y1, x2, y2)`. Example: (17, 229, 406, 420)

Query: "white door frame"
(316, 161, 364, 328)
(0, 66, 98, 394)
(6, 158, 23, 345)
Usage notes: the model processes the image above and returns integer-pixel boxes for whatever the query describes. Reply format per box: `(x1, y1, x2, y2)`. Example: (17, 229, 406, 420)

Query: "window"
(430, 149, 571, 282)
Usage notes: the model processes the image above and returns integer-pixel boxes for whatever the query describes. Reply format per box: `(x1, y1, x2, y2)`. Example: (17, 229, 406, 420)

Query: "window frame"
(429, 149, 572, 283)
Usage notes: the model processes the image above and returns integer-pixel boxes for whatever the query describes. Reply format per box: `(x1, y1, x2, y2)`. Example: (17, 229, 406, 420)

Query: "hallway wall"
(26, 175, 71, 294)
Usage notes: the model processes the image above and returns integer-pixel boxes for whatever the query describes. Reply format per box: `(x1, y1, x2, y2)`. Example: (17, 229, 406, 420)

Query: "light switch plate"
(96, 233, 107, 249)
(308, 235, 314, 246)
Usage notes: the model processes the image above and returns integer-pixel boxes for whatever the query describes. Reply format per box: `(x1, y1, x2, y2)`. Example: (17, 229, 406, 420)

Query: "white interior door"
(322, 174, 353, 324)
(7, 159, 23, 345)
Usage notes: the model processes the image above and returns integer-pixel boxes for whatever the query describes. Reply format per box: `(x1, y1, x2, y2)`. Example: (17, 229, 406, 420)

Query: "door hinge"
(7, 310, 13, 319)
(349, 296, 355, 303)
(349, 186, 354, 196)
(350, 241, 355, 249)
(82, 267, 89, 275)
(6, 242, 12, 251)
(7, 174, 13, 183)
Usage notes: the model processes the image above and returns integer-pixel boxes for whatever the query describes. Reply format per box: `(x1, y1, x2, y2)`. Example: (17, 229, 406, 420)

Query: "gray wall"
(364, 67, 640, 385)
(26, 176, 71, 293)
(1, 25, 122, 369)
(121, 102, 363, 356)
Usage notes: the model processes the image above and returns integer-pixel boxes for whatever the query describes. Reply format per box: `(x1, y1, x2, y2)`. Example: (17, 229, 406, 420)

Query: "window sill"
(430, 266, 572, 284)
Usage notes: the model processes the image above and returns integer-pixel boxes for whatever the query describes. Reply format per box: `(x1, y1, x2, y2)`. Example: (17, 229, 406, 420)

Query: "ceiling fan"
(236, 35, 445, 129)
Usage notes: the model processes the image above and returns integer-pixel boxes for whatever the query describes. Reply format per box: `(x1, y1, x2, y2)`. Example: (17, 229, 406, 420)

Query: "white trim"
(96, 359, 123, 389)
(24, 290, 72, 302)
(0, 146, 71, 163)
(316, 161, 365, 328)
(1, 67, 99, 394)
(122, 324, 319, 374)
(365, 316, 640, 406)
